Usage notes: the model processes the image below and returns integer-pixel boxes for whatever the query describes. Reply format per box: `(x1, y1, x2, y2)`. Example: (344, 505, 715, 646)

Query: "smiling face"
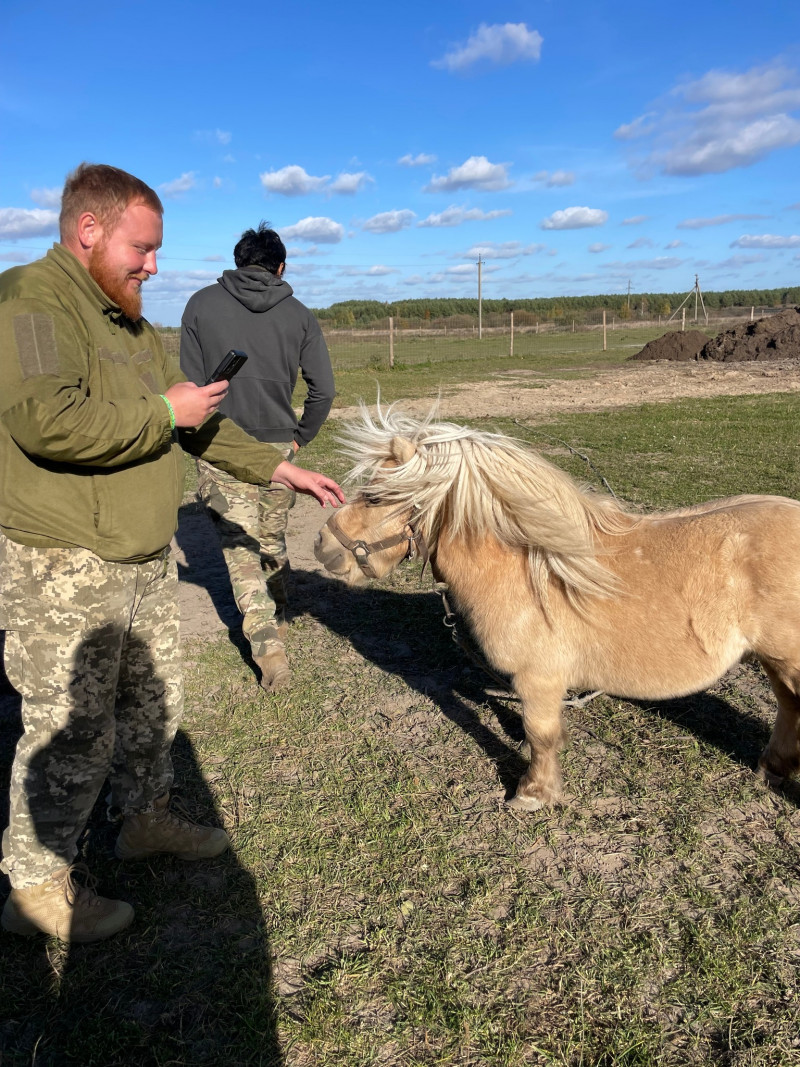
(87, 202, 162, 320)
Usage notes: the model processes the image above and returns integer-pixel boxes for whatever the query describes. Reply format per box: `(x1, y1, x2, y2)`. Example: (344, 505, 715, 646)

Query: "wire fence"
(158, 305, 785, 373)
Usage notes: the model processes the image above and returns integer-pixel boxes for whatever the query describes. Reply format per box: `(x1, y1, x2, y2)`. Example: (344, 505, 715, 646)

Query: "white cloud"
(30, 187, 62, 208)
(426, 155, 512, 192)
(678, 213, 770, 229)
(730, 233, 800, 248)
(398, 153, 437, 167)
(212, 176, 223, 189)
(533, 170, 575, 188)
(402, 274, 427, 286)
(417, 205, 512, 228)
(260, 165, 329, 196)
(463, 241, 546, 259)
(614, 113, 658, 141)
(341, 265, 398, 277)
(329, 171, 373, 194)
(195, 129, 232, 145)
(444, 262, 500, 276)
(362, 209, 416, 234)
(621, 215, 649, 226)
(601, 257, 684, 271)
(665, 240, 684, 249)
(281, 217, 344, 243)
(159, 172, 197, 198)
(616, 61, 800, 176)
(433, 22, 543, 72)
(0, 249, 34, 262)
(588, 243, 611, 253)
(710, 253, 767, 270)
(286, 244, 320, 258)
(202, 254, 225, 262)
(541, 206, 608, 230)
(0, 207, 60, 240)
(627, 236, 654, 249)
(146, 270, 218, 301)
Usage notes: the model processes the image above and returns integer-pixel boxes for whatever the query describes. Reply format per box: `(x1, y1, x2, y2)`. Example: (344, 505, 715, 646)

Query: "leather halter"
(326, 501, 429, 579)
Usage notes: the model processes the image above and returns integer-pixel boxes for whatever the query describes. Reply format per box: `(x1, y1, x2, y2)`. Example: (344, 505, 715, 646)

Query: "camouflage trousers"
(197, 451, 296, 659)
(0, 534, 183, 889)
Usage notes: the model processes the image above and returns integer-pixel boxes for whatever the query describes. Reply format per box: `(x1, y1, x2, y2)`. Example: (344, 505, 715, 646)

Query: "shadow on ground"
(0, 632, 282, 1067)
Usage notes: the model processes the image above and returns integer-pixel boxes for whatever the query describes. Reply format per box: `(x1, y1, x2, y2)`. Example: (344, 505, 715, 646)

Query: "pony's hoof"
(506, 793, 546, 812)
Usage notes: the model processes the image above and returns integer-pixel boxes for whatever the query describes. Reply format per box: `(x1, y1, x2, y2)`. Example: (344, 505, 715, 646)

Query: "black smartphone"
(204, 349, 248, 385)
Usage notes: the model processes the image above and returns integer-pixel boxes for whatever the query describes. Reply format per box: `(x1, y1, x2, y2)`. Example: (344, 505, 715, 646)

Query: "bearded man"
(0, 163, 344, 942)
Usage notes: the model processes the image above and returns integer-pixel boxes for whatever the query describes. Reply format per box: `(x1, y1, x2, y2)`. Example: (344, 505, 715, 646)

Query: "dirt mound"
(630, 307, 800, 363)
(629, 330, 709, 362)
(699, 306, 800, 362)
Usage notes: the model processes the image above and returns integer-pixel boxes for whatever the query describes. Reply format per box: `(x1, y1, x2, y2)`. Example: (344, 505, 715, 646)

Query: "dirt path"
(176, 357, 800, 642)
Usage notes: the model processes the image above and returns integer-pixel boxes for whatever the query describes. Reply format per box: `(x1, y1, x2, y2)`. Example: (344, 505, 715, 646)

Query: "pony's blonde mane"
(339, 403, 637, 606)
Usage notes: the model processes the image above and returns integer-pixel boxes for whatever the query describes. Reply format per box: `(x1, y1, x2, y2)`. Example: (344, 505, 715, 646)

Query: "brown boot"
(254, 643, 290, 692)
(1, 864, 134, 943)
(115, 795, 230, 861)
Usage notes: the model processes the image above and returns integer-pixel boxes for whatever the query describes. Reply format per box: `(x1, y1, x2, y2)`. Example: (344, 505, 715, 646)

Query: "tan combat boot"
(254, 641, 290, 692)
(1, 863, 134, 942)
(115, 795, 230, 861)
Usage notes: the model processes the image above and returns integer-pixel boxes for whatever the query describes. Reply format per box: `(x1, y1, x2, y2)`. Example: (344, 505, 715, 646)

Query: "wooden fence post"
(510, 311, 514, 357)
(681, 308, 686, 332)
(603, 309, 607, 352)
(389, 316, 394, 368)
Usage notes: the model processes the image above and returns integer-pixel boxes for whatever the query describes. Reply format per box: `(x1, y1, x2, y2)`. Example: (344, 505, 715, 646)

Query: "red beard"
(89, 241, 145, 321)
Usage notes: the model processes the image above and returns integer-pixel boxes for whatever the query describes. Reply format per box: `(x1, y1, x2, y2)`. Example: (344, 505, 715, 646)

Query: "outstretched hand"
(272, 461, 346, 508)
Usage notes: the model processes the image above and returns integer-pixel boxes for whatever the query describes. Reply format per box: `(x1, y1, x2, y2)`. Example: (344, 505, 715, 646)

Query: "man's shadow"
(287, 568, 785, 805)
(0, 631, 283, 1066)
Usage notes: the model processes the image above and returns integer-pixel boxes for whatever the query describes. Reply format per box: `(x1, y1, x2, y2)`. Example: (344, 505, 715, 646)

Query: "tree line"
(312, 289, 800, 328)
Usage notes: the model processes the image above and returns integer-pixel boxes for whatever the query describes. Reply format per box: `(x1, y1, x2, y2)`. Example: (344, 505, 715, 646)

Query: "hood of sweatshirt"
(217, 266, 294, 313)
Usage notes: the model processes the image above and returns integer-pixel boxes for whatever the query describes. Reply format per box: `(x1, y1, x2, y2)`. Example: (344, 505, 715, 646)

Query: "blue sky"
(2, 0, 800, 325)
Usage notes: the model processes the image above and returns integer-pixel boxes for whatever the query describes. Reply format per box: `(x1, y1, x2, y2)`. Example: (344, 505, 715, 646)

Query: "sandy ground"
(175, 357, 800, 643)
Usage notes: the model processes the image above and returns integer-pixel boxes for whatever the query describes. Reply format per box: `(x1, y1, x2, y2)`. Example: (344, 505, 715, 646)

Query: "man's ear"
(76, 211, 101, 251)
(389, 435, 415, 464)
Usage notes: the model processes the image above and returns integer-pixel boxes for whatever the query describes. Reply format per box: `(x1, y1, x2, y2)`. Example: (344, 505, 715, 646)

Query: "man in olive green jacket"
(0, 163, 344, 943)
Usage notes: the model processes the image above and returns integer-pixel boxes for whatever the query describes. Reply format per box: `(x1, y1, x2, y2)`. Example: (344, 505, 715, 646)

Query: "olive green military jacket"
(0, 243, 283, 562)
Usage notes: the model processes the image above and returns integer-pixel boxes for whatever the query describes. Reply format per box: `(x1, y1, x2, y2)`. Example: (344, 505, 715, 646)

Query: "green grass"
(3, 390, 800, 1065)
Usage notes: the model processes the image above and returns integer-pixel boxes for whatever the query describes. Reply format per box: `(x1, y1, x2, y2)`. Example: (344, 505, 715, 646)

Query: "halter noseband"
(327, 502, 429, 579)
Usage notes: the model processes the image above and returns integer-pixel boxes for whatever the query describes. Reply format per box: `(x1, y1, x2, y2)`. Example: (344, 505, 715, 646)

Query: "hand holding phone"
(204, 349, 248, 385)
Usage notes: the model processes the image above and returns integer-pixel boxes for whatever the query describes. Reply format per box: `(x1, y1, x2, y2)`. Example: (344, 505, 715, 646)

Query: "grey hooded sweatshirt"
(180, 267, 335, 446)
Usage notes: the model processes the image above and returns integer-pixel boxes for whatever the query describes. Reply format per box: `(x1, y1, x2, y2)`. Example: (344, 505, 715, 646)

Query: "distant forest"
(312, 287, 800, 327)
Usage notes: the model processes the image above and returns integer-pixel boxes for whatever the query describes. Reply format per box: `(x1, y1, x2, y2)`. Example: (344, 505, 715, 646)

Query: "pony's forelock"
(337, 403, 635, 604)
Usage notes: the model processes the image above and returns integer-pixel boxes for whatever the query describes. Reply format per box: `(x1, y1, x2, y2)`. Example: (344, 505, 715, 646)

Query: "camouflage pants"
(0, 535, 183, 889)
(197, 451, 296, 659)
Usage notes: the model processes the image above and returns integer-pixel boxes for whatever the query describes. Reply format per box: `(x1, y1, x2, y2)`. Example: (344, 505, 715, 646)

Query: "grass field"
(2, 380, 800, 1065)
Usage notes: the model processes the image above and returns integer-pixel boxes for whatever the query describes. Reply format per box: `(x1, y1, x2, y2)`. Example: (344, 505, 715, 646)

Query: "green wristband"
(160, 394, 176, 430)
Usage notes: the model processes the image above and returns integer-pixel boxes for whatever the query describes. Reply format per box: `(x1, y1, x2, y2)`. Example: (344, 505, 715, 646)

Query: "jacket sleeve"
(0, 299, 173, 467)
(178, 414, 283, 485)
(295, 313, 335, 447)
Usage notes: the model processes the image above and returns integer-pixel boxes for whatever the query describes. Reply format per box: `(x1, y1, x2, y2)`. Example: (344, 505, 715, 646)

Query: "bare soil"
(632, 306, 800, 363)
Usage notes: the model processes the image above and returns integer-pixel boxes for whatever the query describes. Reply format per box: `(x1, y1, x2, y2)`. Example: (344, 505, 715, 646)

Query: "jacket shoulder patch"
(13, 313, 60, 379)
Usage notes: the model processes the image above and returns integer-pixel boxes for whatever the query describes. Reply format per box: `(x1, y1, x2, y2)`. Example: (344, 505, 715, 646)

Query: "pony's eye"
(362, 493, 383, 507)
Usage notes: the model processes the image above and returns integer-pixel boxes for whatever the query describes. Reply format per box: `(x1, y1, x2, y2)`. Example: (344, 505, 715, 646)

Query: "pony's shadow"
(292, 570, 789, 804)
(293, 569, 535, 797)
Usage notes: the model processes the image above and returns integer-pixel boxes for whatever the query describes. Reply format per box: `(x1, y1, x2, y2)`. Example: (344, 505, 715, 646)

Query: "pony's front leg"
(507, 674, 567, 811)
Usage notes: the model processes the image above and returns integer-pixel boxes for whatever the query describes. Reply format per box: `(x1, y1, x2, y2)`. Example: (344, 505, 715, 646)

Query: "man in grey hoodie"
(180, 224, 335, 690)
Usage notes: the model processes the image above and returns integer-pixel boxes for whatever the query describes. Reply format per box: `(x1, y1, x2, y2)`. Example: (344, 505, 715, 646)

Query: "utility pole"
(477, 254, 483, 340)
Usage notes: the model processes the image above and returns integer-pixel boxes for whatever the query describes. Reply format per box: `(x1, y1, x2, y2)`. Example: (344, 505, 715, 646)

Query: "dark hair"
(233, 222, 286, 273)
(60, 162, 163, 239)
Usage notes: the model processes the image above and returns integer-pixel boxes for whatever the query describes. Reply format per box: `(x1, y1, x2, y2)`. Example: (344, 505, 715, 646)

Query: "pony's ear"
(389, 435, 416, 464)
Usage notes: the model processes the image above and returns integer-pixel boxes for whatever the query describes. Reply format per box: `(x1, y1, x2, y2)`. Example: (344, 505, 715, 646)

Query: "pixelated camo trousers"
(197, 452, 295, 658)
(0, 534, 183, 889)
